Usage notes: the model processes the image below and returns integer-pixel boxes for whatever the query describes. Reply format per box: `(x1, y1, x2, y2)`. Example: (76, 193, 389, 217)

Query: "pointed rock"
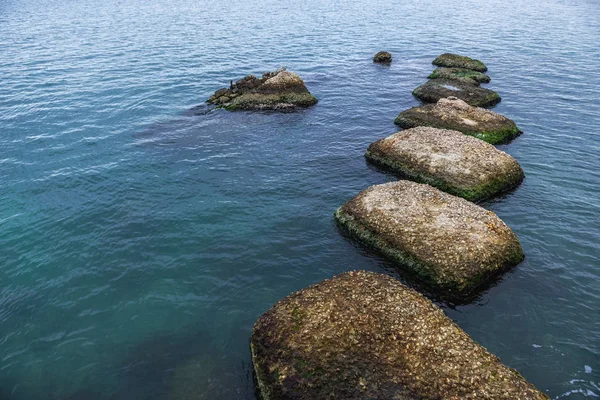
(207, 67, 317, 111)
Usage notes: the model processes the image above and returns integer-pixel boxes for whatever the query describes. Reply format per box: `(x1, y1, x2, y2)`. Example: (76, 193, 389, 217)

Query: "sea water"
(0, 0, 599, 398)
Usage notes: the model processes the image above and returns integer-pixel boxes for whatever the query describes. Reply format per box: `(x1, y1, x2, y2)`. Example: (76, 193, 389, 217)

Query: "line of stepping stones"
(206, 55, 549, 399)
(346, 53, 526, 301)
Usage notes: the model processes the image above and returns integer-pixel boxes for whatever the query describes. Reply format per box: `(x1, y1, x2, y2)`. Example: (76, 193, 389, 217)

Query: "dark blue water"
(1, 0, 599, 398)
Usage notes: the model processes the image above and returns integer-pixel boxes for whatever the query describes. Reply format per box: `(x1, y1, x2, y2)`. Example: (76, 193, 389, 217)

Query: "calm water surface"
(1, 0, 599, 398)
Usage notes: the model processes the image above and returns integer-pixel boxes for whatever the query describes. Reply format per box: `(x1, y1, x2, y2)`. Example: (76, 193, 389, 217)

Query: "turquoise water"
(1, 0, 599, 398)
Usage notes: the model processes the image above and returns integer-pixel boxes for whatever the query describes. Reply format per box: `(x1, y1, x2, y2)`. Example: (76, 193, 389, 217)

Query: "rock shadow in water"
(112, 323, 254, 400)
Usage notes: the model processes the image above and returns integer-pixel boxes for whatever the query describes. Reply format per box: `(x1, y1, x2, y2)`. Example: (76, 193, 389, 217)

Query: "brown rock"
(366, 126, 524, 201)
(207, 67, 317, 111)
(334, 181, 524, 299)
(395, 97, 521, 144)
(251, 271, 548, 400)
(412, 79, 501, 107)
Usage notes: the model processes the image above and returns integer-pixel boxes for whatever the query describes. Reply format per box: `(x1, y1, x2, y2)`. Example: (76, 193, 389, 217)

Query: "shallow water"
(1, 0, 599, 398)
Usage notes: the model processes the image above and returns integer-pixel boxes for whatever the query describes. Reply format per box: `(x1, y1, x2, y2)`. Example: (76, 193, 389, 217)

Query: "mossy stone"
(251, 271, 548, 399)
(373, 51, 392, 64)
(394, 97, 521, 145)
(413, 79, 501, 107)
(334, 181, 524, 299)
(207, 68, 317, 111)
(366, 127, 524, 202)
(428, 67, 491, 85)
(432, 53, 488, 72)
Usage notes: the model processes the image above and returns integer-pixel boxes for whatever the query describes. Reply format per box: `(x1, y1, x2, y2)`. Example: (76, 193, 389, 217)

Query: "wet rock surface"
(395, 97, 521, 144)
(373, 51, 392, 63)
(207, 67, 317, 111)
(432, 53, 488, 72)
(412, 78, 501, 107)
(334, 181, 524, 299)
(429, 67, 491, 85)
(366, 127, 524, 202)
(251, 270, 548, 400)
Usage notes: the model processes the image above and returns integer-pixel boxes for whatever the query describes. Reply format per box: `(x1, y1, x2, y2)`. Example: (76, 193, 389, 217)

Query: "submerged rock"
(413, 78, 501, 107)
(207, 67, 317, 111)
(432, 53, 488, 72)
(428, 67, 491, 85)
(373, 51, 392, 64)
(251, 270, 548, 400)
(168, 356, 217, 400)
(334, 181, 524, 299)
(366, 127, 524, 202)
(395, 97, 521, 144)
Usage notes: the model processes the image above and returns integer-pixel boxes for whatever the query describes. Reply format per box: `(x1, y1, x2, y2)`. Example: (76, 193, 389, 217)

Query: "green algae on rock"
(395, 97, 521, 144)
(432, 53, 488, 72)
(373, 51, 392, 64)
(413, 78, 501, 107)
(428, 67, 491, 85)
(366, 127, 524, 202)
(251, 270, 548, 400)
(207, 67, 317, 111)
(334, 181, 524, 299)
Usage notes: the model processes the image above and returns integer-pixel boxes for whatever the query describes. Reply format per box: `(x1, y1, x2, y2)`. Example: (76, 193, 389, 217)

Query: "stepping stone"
(373, 51, 392, 64)
(428, 67, 491, 85)
(334, 181, 524, 299)
(366, 127, 524, 202)
(207, 67, 317, 111)
(395, 97, 521, 144)
(432, 53, 488, 72)
(413, 79, 501, 107)
(251, 271, 549, 400)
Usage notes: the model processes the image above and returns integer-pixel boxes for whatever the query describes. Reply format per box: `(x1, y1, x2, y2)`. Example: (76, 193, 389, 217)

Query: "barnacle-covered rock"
(373, 51, 392, 64)
(428, 67, 491, 85)
(395, 97, 521, 144)
(412, 78, 501, 107)
(432, 53, 488, 72)
(207, 67, 317, 111)
(366, 127, 524, 202)
(251, 271, 548, 400)
(334, 181, 524, 299)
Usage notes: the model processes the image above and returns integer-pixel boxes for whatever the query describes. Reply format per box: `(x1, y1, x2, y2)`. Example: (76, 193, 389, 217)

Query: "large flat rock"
(432, 53, 488, 72)
(251, 271, 548, 400)
(413, 79, 501, 107)
(428, 67, 491, 85)
(366, 127, 524, 202)
(395, 97, 521, 144)
(207, 67, 317, 111)
(334, 181, 524, 299)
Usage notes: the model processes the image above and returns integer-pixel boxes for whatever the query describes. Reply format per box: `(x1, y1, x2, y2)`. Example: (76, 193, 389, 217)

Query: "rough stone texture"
(366, 127, 524, 202)
(395, 97, 521, 144)
(251, 271, 548, 400)
(428, 67, 491, 85)
(334, 181, 524, 299)
(373, 51, 392, 63)
(432, 53, 488, 72)
(207, 67, 317, 111)
(413, 79, 501, 107)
